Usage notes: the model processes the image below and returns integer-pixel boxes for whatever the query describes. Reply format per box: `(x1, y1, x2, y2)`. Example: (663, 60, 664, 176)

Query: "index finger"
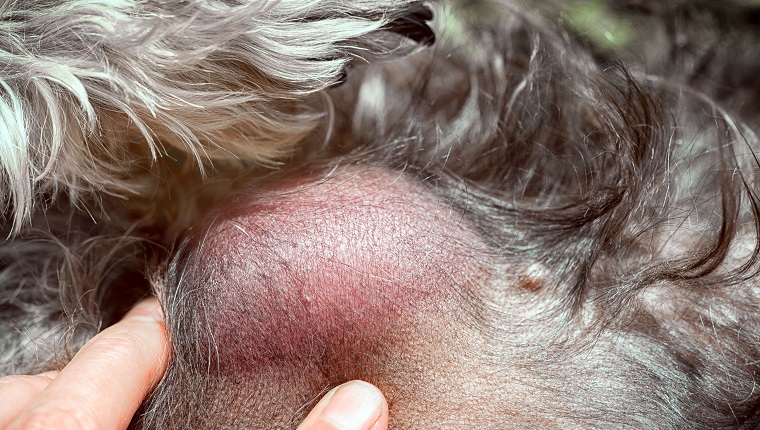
(8, 298, 169, 430)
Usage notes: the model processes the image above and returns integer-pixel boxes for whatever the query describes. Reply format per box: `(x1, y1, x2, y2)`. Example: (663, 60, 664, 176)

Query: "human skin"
(3, 1, 760, 428)
(0, 299, 388, 430)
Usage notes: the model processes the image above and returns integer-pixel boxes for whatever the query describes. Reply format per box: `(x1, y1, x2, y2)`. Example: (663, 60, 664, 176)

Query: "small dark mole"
(517, 274, 543, 292)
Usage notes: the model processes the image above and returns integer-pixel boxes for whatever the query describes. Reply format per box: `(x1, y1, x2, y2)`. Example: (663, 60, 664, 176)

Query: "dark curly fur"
(2, 1, 760, 428)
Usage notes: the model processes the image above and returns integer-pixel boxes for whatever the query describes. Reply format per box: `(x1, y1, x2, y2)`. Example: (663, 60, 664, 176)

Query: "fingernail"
(34, 370, 59, 380)
(125, 298, 164, 322)
(321, 381, 384, 430)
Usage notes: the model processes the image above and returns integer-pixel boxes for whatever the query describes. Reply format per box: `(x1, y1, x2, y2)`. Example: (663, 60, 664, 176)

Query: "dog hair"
(2, 0, 760, 428)
(0, 0, 434, 231)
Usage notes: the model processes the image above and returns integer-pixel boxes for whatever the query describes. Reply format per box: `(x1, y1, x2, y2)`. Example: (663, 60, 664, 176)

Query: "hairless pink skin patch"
(193, 167, 486, 370)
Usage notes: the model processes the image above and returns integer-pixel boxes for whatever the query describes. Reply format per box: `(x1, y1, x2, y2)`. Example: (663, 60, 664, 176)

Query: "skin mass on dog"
(1, 0, 760, 428)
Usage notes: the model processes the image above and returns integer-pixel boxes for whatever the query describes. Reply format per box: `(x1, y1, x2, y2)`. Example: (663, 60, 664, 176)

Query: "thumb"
(297, 381, 389, 430)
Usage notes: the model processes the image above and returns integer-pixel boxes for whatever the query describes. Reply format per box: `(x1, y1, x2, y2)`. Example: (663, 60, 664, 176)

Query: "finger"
(8, 298, 169, 430)
(297, 380, 389, 430)
(0, 372, 58, 427)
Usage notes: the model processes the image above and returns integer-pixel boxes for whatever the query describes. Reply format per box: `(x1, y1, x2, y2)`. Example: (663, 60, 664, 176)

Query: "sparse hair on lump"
(1, 0, 760, 428)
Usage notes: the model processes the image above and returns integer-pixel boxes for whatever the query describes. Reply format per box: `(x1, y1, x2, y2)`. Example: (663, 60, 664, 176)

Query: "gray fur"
(2, 0, 760, 428)
(0, 0, 423, 230)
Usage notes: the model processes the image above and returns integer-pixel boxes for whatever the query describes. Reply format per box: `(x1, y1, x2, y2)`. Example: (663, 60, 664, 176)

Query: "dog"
(2, 0, 760, 428)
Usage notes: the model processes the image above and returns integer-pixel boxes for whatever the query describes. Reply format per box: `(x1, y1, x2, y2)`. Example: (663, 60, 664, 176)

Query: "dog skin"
(2, 0, 760, 429)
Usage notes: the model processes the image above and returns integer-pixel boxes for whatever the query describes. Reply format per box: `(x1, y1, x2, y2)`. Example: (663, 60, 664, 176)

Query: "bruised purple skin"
(195, 168, 487, 370)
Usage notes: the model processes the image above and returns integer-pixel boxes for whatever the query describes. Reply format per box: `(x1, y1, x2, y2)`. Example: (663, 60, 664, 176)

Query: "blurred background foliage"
(446, 0, 760, 78)
(449, 0, 760, 52)
(438, 0, 760, 121)
(564, 0, 633, 51)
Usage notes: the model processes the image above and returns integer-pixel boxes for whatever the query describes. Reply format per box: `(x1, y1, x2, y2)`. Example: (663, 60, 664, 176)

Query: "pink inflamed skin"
(154, 166, 522, 427)
(195, 167, 487, 368)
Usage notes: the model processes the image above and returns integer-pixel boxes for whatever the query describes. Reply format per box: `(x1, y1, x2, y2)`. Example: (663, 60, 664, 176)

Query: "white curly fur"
(0, 0, 422, 230)
(3, 1, 760, 427)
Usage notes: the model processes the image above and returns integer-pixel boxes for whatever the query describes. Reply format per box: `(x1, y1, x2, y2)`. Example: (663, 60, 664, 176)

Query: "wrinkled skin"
(2, 1, 760, 429)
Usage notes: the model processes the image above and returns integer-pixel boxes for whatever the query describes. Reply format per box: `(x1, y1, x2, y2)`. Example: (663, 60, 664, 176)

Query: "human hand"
(0, 299, 388, 430)
(297, 380, 389, 430)
(0, 298, 169, 429)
